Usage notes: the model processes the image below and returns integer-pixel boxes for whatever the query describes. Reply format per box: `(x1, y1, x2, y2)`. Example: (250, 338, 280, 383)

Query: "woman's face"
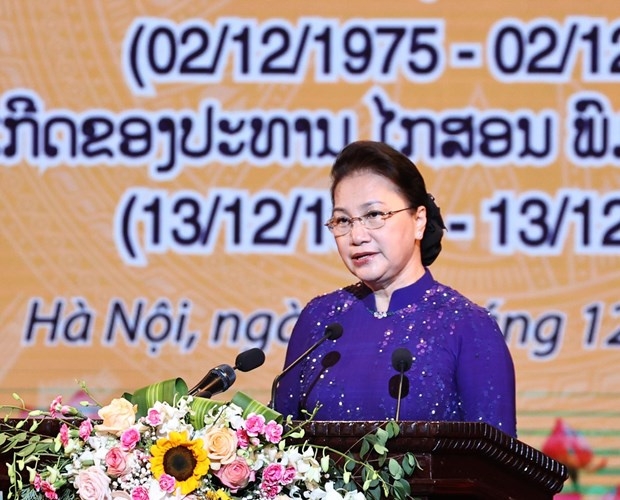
(331, 171, 427, 293)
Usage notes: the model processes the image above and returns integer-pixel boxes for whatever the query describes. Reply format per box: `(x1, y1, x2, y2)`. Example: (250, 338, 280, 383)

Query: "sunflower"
(150, 431, 210, 494)
(205, 489, 232, 500)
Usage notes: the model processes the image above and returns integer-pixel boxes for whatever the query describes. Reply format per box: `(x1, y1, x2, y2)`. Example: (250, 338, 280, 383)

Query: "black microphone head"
(389, 373, 410, 399)
(324, 322, 343, 340)
(235, 348, 266, 372)
(392, 347, 413, 372)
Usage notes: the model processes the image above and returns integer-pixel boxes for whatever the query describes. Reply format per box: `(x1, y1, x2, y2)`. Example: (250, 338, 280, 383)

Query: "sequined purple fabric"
(273, 270, 517, 438)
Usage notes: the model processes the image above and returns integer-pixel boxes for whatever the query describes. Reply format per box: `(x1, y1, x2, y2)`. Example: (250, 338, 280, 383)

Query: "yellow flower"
(150, 431, 210, 495)
(205, 489, 232, 500)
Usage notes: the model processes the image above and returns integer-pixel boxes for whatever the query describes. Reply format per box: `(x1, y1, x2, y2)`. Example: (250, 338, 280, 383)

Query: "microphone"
(234, 347, 266, 372)
(189, 348, 266, 398)
(269, 322, 343, 409)
(391, 347, 413, 421)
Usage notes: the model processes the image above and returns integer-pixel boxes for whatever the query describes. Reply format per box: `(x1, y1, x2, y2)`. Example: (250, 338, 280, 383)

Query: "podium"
(301, 421, 568, 499)
(0, 419, 568, 498)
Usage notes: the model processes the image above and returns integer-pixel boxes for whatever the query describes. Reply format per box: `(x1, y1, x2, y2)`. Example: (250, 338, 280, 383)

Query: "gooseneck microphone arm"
(269, 322, 343, 409)
(392, 347, 413, 421)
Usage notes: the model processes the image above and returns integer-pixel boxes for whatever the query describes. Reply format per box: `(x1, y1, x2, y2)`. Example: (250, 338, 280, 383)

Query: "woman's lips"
(351, 252, 376, 265)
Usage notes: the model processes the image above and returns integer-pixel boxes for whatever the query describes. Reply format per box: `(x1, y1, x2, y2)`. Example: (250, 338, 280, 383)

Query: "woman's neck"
(370, 266, 426, 313)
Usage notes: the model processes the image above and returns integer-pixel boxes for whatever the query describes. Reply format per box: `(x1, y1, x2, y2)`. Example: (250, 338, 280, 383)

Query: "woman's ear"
(414, 206, 427, 240)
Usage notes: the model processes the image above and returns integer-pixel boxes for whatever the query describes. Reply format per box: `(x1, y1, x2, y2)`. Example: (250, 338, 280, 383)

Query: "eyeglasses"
(324, 207, 414, 237)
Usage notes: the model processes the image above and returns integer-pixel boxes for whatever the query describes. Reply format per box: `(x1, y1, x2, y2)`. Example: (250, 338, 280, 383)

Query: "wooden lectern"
(302, 420, 568, 499)
(0, 419, 568, 499)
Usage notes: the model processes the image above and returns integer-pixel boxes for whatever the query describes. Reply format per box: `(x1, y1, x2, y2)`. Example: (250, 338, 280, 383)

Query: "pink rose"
(79, 419, 93, 440)
(95, 398, 136, 436)
(215, 457, 255, 493)
(105, 447, 128, 477)
(120, 427, 140, 450)
(244, 414, 266, 436)
(74, 466, 112, 500)
(131, 486, 149, 500)
(264, 421, 283, 443)
(158, 473, 176, 493)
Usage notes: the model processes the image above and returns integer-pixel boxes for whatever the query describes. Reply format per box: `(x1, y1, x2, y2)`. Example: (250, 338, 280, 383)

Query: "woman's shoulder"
(302, 282, 370, 315)
(427, 279, 496, 324)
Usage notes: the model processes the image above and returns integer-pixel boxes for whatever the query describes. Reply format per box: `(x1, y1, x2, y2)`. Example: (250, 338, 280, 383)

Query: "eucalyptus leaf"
(373, 443, 388, 455)
(388, 457, 403, 478)
(359, 438, 370, 458)
(375, 427, 388, 445)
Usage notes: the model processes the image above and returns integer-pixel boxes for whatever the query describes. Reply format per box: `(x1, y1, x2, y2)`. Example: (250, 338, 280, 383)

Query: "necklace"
(371, 309, 393, 319)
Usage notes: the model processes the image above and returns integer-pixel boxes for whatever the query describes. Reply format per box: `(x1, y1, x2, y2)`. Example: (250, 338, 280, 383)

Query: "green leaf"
(388, 458, 403, 478)
(392, 478, 412, 500)
(15, 442, 37, 457)
(375, 427, 388, 445)
(364, 434, 378, 445)
(359, 438, 370, 459)
(406, 452, 420, 471)
(386, 420, 400, 438)
(402, 456, 414, 475)
(128, 378, 189, 417)
(188, 397, 223, 429)
(367, 483, 381, 500)
(230, 391, 282, 423)
(373, 443, 388, 455)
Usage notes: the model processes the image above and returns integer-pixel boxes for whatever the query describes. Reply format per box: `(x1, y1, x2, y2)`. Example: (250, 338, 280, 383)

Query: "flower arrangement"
(541, 418, 608, 498)
(0, 378, 419, 500)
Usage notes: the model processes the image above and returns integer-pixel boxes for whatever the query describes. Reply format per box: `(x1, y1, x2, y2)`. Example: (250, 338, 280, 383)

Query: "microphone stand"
(395, 370, 405, 422)
(269, 323, 343, 409)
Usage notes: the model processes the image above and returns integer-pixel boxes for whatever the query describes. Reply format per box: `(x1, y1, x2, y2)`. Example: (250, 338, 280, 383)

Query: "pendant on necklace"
(373, 310, 388, 319)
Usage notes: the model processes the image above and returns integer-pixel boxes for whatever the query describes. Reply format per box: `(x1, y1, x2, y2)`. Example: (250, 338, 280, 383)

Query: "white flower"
(309, 482, 366, 500)
(146, 478, 169, 500)
(150, 401, 192, 436)
(285, 446, 322, 487)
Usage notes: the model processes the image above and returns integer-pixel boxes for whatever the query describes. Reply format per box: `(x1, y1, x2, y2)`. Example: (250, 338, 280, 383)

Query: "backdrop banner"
(0, 1, 618, 497)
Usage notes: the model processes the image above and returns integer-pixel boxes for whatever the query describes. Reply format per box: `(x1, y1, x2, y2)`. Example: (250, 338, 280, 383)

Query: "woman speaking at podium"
(272, 141, 517, 438)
